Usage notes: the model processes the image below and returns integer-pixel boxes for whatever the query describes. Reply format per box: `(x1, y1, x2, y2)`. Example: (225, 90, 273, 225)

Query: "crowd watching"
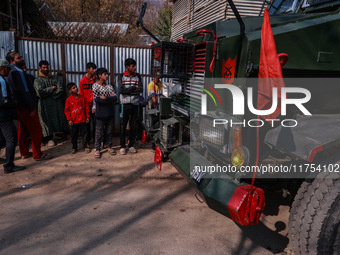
(0, 52, 156, 174)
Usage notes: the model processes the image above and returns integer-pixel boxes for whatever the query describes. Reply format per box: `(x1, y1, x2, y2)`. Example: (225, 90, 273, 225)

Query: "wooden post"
(61, 42, 66, 87)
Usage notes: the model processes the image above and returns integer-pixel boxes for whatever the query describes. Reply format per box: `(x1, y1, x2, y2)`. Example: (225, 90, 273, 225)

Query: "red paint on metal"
(196, 30, 218, 73)
(308, 145, 323, 162)
(227, 185, 265, 226)
(176, 38, 188, 43)
(142, 130, 147, 143)
(154, 146, 163, 171)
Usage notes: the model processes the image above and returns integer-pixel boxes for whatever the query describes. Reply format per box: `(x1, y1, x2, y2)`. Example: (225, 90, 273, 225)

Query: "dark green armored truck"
(140, 1, 340, 254)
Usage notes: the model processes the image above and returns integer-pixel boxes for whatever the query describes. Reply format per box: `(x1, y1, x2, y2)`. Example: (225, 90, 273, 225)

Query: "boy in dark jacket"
(0, 59, 26, 174)
(64, 83, 90, 154)
(118, 58, 143, 155)
(92, 68, 117, 158)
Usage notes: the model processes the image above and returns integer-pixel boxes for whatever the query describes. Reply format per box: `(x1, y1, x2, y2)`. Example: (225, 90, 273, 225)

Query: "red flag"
(257, 8, 285, 121)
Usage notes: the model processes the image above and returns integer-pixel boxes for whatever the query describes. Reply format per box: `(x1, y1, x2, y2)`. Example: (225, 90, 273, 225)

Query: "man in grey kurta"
(34, 60, 68, 146)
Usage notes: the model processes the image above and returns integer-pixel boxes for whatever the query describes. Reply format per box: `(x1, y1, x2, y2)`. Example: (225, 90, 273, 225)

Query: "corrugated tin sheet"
(64, 43, 111, 86)
(18, 40, 62, 72)
(47, 22, 129, 38)
(171, 0, 264, 41)
(0, 31, 15, 59)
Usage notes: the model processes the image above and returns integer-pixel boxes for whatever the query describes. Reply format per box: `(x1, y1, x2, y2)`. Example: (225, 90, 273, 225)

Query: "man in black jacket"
(6, 52, 52, 161)
(0, 59, 26, 174)
(118, 58, 143, 155)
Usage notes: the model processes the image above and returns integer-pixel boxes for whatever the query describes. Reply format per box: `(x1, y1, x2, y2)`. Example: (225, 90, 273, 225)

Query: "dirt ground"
(0, 136, 290, 255)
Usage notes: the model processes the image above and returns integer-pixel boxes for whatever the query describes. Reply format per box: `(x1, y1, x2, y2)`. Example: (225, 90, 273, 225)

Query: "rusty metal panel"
(0, 31, 15, 59)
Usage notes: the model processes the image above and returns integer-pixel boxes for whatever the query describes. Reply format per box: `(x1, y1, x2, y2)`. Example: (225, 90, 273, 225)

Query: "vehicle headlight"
(231, 146, 249, 168)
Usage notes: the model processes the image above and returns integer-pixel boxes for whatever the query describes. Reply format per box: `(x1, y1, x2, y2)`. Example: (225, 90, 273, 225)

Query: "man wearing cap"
(0, 59, 26, 174)
(5, 51, 52, 161)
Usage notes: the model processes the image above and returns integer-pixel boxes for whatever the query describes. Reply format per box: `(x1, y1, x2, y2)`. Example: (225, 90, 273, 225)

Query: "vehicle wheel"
(288, 171, 340, 255)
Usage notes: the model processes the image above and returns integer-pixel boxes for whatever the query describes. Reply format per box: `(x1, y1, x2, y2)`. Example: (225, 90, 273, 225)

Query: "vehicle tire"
(288, 171, 340, 255)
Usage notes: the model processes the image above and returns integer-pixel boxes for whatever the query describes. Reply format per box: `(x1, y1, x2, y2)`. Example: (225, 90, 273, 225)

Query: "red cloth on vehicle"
(257, 8, 285, 121)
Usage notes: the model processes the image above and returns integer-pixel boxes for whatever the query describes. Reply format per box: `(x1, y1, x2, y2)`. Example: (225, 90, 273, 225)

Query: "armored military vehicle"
(139, 0, 340, 254)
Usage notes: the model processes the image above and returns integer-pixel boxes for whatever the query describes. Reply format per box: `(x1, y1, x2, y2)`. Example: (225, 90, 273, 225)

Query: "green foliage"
(154, 1, 172, 41)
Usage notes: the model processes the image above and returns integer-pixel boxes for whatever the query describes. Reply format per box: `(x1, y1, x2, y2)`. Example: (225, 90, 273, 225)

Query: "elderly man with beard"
(34, 60, 68, 147)
(5, 52, 52, 161)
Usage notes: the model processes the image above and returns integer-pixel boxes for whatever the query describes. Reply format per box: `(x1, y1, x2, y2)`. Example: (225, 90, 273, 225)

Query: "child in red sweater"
(65, 82, 90, 154)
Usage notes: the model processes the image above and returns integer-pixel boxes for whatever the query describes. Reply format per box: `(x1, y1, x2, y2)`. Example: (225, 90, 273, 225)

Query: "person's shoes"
(35, 153, 53, 161)
(103, 144, 107, 149)
(0, 158, 6, 164)
(120, 148, 126, 155)
(129, 147, 137, 153)
(108, 148, 116, 156)
(94, 150, 101, 159)
(4, 165, 26, 174)
(85, 147, 91, 153)
(21, 152, 32, 159)
(65, 134, 72, 140)
(48, 140, 55, 147)
(71, 149, 77, 154)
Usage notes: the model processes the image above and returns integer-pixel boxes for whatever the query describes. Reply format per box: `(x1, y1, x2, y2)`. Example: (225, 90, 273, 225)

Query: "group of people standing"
(65, 58, 144, 159)
(0, 51, 161, 174)
(0, 52, 55, 174)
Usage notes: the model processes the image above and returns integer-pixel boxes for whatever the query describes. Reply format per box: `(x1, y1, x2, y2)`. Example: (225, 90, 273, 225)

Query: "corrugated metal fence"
(17, 38, 153, 131)
(171, 0, 264, 41)
(0, 31, 15, 59)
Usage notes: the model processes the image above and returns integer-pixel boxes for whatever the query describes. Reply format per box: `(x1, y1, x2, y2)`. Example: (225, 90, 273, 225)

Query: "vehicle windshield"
(268, 0, 302, 14)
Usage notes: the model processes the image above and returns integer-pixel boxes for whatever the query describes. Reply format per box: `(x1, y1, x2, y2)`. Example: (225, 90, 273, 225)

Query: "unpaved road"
(0, 138, 289, 255)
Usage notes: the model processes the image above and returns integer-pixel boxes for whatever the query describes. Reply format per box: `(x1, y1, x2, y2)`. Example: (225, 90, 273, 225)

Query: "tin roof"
(47, 21, 129, 39)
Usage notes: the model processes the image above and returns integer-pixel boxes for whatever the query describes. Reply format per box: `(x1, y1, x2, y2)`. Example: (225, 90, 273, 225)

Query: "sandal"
(21, 152, 32, 159)
(94, 150, 101, 159)
(108, 148, 116, 156)
(35, 153, 53, 161)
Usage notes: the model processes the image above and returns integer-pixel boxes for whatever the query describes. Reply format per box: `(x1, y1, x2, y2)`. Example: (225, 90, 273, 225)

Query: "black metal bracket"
(137, 2, 160, 43)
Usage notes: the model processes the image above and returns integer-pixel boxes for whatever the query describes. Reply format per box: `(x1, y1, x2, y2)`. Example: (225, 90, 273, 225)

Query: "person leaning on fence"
(64, 82, 90, 154)
(92, 68, 117, 159)
(5, 51, 52, 161)
(0, 59, 26, 174)
(79, 62, 97, 145)
(34, 60, 69, 147)
(118, 58, 143, 155)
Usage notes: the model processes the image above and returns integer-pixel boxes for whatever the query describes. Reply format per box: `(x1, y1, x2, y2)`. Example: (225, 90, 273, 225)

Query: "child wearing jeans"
(92, 68, 117, 158)
(64, 82, 90, 154)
